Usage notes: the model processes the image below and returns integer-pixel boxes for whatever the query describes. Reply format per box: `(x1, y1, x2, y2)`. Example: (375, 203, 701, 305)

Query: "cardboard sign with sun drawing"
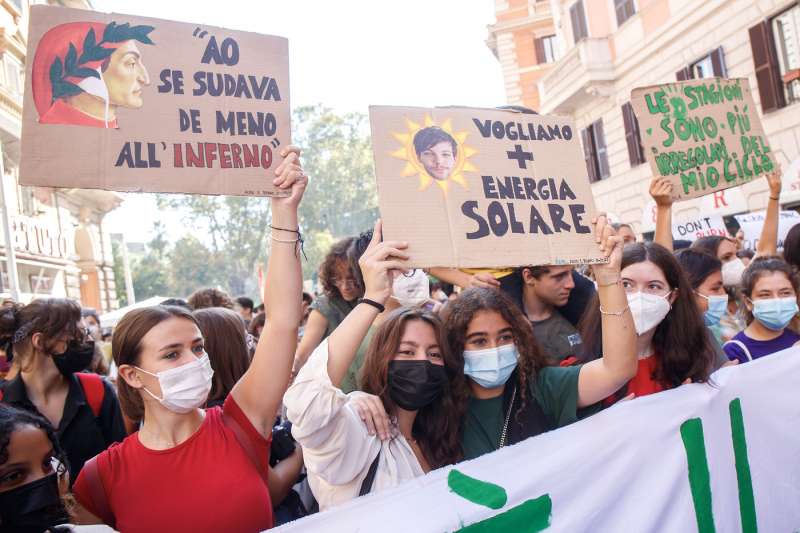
(369, 106, 604, 268)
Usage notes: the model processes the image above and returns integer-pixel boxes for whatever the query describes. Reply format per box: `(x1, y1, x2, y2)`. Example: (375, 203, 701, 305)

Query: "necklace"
(498, 385, 517, 449)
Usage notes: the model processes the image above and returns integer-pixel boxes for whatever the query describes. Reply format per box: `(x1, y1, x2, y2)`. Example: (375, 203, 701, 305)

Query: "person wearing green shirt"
(445, 216, 638, 460)
(352, 216, 638, 461)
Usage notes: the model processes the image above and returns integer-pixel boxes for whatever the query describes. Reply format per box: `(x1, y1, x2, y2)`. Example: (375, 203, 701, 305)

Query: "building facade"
(487, 0, 560, 111)
(488, 0, 800, 236)
(0, 0, 121, 311)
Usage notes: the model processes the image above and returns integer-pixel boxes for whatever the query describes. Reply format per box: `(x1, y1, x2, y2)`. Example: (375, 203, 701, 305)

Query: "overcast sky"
(94, 0, 506, 242)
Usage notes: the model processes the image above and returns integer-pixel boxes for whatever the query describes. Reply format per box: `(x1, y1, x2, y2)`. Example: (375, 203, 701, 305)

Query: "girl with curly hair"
(293, 237, 363, 374)
(351, 218, 638, 462)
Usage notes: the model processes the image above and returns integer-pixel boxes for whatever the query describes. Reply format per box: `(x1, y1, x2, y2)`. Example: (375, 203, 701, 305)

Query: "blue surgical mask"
(751, 297, 799, 331)
(463, 344, 519, 389)
(696, 292, 728, 326)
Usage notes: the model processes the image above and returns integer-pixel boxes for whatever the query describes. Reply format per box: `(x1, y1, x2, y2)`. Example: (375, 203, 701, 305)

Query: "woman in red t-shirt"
(580, 242, 716, 401)
(72, 146, 308, 533)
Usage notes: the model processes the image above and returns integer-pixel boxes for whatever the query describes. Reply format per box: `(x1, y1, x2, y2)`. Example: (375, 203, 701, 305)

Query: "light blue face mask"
(751, 297, 799, 331)
(696, 292, 728, 326)
(463, 344, 519, 389)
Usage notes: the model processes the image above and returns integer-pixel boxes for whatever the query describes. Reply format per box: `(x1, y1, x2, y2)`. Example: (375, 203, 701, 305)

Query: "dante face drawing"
(104, 40, 150, 109)
(32, 21, 155, 128)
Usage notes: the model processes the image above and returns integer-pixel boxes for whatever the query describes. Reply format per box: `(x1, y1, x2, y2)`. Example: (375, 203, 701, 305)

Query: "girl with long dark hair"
(674, 248, 733, 368)
(284, 223, 463, 509)
(580, 243, 716, 399)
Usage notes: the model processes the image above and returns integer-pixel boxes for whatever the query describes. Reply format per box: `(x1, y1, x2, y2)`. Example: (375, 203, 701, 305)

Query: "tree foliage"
(110, 239, 128, 307)
(130, 105, 378, 297)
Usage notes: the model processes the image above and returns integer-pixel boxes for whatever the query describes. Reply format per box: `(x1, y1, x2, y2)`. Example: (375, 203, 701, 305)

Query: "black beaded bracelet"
(358, 298, 385, 313)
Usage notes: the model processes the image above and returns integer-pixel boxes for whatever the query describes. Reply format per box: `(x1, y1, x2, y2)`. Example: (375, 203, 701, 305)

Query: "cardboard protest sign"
(734, 210, 800, 250)
(369, 107, 603, 268)
(631, 78, 776, 202)
(672, 214, 727, 242)
(20, 6, 289, 196)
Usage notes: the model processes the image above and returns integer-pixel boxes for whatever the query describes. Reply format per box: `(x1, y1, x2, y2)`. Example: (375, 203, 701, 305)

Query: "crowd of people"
(0, 144, 797, 532)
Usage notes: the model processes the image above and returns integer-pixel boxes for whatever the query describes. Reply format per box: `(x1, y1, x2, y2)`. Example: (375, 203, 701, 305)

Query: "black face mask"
(387, 360, 447, 411)
(0, 473, 70, 533)
(52, 340, 95, 376)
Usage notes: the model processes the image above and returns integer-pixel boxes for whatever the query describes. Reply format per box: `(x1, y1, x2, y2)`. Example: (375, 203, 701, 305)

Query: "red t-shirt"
(74, 395, 273, 533)
(604, 356, 667, 407)
(626, 356, 666, 398)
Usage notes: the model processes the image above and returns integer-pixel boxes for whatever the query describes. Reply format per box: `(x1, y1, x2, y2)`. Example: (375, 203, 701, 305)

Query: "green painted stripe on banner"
(448, 469, 507, 510)
(729, 398, 758, 533)
(680, 418, 716, 533)
(455, 494, 552, 533)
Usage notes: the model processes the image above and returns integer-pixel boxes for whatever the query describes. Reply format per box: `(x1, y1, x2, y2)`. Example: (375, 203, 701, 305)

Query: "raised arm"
(427, 267, 500, 289)
(576, 217, 637, 408)
(326, 221, 408, 387)
(231, 146, 307, 438)
(756, 168, 782, 257)
(650, 177, 674, 252)
(292, 309, 329, 374)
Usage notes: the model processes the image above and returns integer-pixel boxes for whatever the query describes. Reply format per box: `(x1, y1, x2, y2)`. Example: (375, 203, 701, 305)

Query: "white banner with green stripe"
(276, 347, 800, 532)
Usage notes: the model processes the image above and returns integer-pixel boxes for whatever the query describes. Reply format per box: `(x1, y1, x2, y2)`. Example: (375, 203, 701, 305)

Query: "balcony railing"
(538, 37, 616, 115)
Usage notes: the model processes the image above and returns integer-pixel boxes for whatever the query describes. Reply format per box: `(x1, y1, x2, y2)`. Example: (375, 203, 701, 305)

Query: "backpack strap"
(75, 373, 105, 418)
(724, 339, 753, 362)
(359, 451, 381, 496)
(81, 455, 115, 528)
(222, 410, 269, 488)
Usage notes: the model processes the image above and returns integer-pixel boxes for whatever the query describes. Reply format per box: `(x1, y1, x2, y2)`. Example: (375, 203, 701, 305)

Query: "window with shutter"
(677, 48, 726, 81)
(750, 21, 786, 113)
(570, 1, 588, 44)
(592, 120, 610, 179)
(771, 5, 800, 104)
(535, 35, 557, 64)
(622, 103, 645, 167)
(3, 58, 20, 95)
(535, 37, 546, 64)
(581, 128, 598, 183)
(710, 47, 727, 77)
(542, 35, 557, 63)
(676, 66, 692, 81)
(614, 0, 637, 26)
(691, 54, 715, 79)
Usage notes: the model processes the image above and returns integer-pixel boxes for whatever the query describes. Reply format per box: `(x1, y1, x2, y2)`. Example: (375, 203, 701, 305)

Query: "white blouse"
(283, 340, 424, 511)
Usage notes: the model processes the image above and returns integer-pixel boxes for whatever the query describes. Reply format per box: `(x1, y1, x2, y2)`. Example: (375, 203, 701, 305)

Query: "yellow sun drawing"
(389, 114, 478, 193)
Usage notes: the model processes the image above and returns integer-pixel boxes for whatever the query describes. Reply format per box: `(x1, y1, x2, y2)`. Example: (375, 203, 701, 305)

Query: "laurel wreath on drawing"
(49, 21, 155, 101)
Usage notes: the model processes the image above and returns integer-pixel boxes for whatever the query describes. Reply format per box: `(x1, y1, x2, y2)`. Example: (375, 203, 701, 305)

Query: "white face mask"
(392, 269, 430, 308)
(136, 354, 214, 414)
(627, 291, 672, 335)
(722, 258, 747, 287)
(463, 344, 519, 389)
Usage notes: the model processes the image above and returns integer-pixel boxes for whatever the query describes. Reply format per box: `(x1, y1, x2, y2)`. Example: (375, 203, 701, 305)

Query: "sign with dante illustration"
(631, 78, 776, 202)
(369, 106, 603, 268)
(20, 5, 290, 196)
